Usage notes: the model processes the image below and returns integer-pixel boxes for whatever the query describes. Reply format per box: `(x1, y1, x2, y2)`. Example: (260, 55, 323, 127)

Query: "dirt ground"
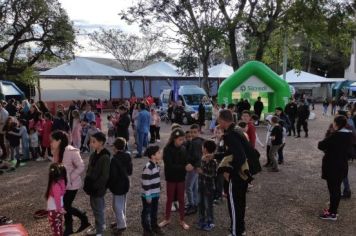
(1, 105, 356, 236)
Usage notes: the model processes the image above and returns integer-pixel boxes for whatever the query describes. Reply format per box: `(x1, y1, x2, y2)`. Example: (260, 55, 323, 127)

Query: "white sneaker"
(36, 157, 45, 162)
(48, 156, 53, 162)
(86, 227, 96, 235)
(156, 139, 161, 143)
(132, 150, 138, 155)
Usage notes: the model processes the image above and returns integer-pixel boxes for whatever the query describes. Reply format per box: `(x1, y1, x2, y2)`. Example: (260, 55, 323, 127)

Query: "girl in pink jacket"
(46, 163, 66, 236)
(51, 131, 90, 235)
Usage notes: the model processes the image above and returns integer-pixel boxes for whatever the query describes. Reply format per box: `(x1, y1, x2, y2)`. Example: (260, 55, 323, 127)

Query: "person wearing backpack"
(83, 132, 111, 236)
(107, 138, 133, 235)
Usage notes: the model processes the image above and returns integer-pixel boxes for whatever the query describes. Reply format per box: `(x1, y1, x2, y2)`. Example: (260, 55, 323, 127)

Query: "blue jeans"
(343, 176, 351, 193)
(22, 137, 30, 160)
(185, 170, 199, 207)
(112, 194, 127, 229)
(141, 197, 159, 231)
(198, 184, 214, 224)
(10, 146, 20, 160)
(137, 132, 148, 156)
(90, 196, 105, 234)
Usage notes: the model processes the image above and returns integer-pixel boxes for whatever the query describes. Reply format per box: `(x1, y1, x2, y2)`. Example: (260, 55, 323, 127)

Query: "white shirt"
(29, 132, 39, 148)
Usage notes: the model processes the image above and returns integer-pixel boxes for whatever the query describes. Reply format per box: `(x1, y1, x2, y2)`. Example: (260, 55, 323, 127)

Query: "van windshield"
(183, 94, 206, 106)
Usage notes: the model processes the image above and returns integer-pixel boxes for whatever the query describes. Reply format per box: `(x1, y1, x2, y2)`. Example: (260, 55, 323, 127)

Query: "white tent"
(40, 57, 131, 76)
(282, 70, 345, 83)
(133, 61, 179, 77)
(208, 63, 234, 78)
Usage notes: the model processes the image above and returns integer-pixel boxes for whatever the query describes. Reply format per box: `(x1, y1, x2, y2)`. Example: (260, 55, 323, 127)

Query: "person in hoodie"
(185, 124, 205, 216)
(107, 137, 133, 235)
(116, 106, 131, 143)
(83, 132, 111, 236)
(136, 103, 150, 158)
(318, 115, 353, 221)
(51, 131, 90, 235)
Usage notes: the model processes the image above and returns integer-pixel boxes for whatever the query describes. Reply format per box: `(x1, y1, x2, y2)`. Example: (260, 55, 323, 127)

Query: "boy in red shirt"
(241, 110, 256, 148)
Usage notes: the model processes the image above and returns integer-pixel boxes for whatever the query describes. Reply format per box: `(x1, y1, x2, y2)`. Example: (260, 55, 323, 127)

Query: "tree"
(174, 50, 198, 76)
(0, 0, 76, 82)
(215, 0, 258, 70)
(89, 28, 164, 96)
(121, 0, 225, 95)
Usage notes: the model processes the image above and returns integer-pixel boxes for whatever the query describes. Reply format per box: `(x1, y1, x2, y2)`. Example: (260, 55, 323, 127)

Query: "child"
(83, 132, 111, 236)
(237, 121, 250, 141)
(278, 120, 287, 164)
(141, 146, 164, 236)
(213, 125, 225, 202)
(149, 109, 161, 143)
(42, 112, 53, 161)
(6, 120, 21, 167)
(197, 140, 217, 231)
(251, 115, 265, 148)
(46, 163, 67, 236)
(71, 110, 82, 149)
(29, 127, 40, 160)
(159, 128, 192, 230)
(84, 121, 100, 152)
(107, 138, 133, 235)
(8, 119, 29, 161)
(107, 115, 115, 146)
(264, 115, 273, 167)
(95, 112, 102, 130)
(80, 119, 89, 153)
(268, 116, 283, 172)
(185, 124, 204, 216)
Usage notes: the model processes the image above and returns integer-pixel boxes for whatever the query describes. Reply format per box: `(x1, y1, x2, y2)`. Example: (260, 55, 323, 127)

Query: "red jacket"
(247, 122, 256, 148)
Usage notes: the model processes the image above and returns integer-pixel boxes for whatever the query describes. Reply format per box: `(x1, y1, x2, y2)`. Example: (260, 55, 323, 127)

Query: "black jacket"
(163, 143, 188, 182)
(297, 104, 310, 121)
(187, 137, 204, 168)
(84, 148, 111, 197)
(52, 118, 70, 132)
(285, 102, 298, 119)
(222, 124, 248, 182)
(117, 112, 131, 141)
(108, 151, 133, 195)
(318, 129, 353, 181)
(253, 101, 264, 114)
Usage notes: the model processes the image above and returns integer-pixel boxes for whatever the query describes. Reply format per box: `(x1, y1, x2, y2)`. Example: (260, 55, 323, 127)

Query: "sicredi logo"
(235, 76, 273, 93)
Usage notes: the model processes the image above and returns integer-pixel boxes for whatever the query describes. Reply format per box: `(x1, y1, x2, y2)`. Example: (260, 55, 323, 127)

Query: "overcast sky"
(58, 0, 139, 58)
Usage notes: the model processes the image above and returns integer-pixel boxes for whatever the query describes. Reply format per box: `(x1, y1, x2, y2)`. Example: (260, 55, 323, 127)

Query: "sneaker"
(156, 139, 161, 143)
(202, 223, 215, 231)
(86, 226, 96, 235)
(341, 191, 351, 199)
(36, 157, 45, 162)
(48, 156, 53, 162)
(132, 150, 138, 155)
(171, 204, 177, 212)
(76, 221, 91, 233)
(319, 211, 337, 221)
(196, 221, 205, 230)
(185, 206, 197, 216)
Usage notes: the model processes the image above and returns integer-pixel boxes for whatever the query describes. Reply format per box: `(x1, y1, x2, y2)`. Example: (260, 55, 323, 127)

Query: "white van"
(160, 85, 212, 124)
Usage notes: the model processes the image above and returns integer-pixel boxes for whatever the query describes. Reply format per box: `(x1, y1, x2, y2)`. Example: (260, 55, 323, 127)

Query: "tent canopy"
(208, 63, 234, 78)
(40, 57, 132, 77)
(133, 61, 179, 77)
(282, 69, 345, 83)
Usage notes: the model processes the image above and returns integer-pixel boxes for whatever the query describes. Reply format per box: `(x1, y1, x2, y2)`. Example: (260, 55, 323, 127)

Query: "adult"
(285, 98, 298, 136)
(50, 131, 90, 235)
(253, 97, 264, 124)
(135, 103, 150, 158)
(81, 104, 95, 123)
(210, 103, 219, 132)
(0, 102, 9, 159)
(296, 99, 310, 138)
(322, 98, 329, 116)
(173, 100, 184, 124)
(198, 99, 205, 131)
(37, 100, 49, 114)
(116, 106, 131, 142)
(67, 101, 78, 129)
(318, 115, 353, 220)
(218, 109, 249, 236)
(21, 99, 31, 115)
(5, 99, 17, 117)
(27, 104, 41, 121)
(52, 111, 70, 133)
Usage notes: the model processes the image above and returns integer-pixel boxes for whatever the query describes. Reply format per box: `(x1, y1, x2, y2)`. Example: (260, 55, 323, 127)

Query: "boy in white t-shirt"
(29, 127, 40, 160)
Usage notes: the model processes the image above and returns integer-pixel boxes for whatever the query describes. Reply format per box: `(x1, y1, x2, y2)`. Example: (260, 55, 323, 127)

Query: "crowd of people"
(0, 94, 355, 236)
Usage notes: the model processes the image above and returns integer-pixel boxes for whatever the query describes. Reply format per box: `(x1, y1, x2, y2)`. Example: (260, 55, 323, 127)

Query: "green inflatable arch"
(218, 61, 291, 112)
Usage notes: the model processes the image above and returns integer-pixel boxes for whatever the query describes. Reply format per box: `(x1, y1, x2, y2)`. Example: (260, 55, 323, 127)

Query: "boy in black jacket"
(83, 132, 111, 236)
(108, 138, 133, 235)
(185, 124, 204, 215)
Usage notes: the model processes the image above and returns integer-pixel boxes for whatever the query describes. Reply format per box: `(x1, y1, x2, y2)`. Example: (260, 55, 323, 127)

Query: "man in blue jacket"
(136, 103, 150, 158)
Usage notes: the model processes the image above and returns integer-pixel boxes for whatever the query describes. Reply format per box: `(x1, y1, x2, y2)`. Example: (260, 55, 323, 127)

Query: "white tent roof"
(282, 70, 345, 83)
(40, 57, 132, 77)
(208, 63, 234, 78)
(133, 61, 179, 77)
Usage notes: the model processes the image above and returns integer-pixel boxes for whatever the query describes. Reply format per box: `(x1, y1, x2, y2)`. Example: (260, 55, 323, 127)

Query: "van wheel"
(182, 116, 189, 125)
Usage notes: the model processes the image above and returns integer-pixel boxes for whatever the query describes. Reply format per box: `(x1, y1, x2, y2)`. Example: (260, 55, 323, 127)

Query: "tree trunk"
(307, 44, 312, 72)
(255, 39, 266, 61)
(129, 81, 135, 97)
(202, 60, 210, 96)
(228, 28, 239, 70)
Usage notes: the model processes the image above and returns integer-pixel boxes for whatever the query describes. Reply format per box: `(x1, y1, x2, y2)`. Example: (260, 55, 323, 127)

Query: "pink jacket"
(61, 145, 85, 190)
(48, 179, 66, 211)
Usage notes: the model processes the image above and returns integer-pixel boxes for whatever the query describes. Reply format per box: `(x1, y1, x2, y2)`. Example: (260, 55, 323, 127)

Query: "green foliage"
(0, 0, 76, 79)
